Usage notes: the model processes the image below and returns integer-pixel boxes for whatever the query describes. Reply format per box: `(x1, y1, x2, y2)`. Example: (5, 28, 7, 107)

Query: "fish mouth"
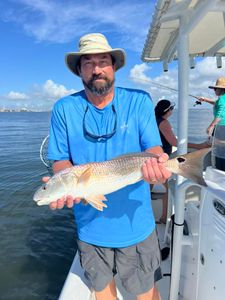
(33, 194, 49, 205)
(34, 198, 49, 206)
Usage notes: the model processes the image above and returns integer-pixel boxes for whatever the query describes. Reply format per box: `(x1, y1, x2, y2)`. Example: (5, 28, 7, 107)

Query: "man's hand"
(141, 153, 172, 184)
(42, 176, 81, 210)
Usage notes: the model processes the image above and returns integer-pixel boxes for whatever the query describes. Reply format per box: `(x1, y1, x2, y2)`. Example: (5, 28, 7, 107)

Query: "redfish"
(33, 148, 210, 211)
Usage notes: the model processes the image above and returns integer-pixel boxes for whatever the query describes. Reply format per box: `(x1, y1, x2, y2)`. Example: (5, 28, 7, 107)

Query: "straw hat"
(208, 77, 225, 89)
(65, 33, 126, 76)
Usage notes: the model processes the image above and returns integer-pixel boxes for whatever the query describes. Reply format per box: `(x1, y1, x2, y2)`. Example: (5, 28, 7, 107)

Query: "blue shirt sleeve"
(138, 93, 162, 150)
(48, 101, 71, 161)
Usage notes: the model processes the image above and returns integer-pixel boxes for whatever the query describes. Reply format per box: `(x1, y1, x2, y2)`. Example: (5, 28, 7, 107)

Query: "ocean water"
(0, 109, 213, 300)
(0, 112, 76, 300)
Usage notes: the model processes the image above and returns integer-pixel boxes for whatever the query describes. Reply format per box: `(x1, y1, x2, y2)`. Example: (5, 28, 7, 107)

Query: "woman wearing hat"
(198, 77, 225, 135)
(197, 77, 225, 171)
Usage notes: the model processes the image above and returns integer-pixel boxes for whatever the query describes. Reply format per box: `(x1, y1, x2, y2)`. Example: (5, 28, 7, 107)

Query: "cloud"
(6, 91, 29, 100)
(0, 79, 76, 111)
(130, 57, 225, 106)
(130, 63, 151, 82)
(0, 0, 153, 50)
(33, 79, 76, 101)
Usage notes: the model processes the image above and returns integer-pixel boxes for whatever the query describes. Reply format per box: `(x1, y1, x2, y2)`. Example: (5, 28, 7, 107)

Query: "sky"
(1, 0, 225, 111)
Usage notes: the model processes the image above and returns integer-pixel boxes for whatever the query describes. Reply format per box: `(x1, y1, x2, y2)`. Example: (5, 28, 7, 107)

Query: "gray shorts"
(77, 230, 162, 295)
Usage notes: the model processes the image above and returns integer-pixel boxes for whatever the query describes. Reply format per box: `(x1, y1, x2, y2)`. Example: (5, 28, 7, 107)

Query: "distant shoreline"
(0, 108, 212, 113)
(0, 110, 50, 112)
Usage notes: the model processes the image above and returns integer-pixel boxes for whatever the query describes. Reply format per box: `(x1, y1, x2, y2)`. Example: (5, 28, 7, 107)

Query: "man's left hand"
(141, 153, 172, 184)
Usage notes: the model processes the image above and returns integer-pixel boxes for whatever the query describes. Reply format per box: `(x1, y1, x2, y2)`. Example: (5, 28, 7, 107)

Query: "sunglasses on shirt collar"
(83, 104, 117, 142)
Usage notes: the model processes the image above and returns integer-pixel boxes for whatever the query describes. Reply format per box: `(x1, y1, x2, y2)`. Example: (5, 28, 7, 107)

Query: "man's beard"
(82, 74, 115, 96)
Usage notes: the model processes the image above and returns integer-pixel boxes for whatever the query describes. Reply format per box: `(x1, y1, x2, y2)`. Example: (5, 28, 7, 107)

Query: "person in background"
(46, 33, 171, 300)
(155, 100, 176, 157)
(154, 99, 207, 223)
(154, 99, 176, 224)
(197, 77, 225, 171)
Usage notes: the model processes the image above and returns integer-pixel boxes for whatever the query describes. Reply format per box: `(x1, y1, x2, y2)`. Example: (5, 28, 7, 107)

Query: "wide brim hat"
(65, 33, 126, 77)
(209, 77, 225, 89)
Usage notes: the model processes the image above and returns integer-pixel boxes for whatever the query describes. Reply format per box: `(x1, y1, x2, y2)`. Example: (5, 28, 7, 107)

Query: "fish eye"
(43, 185, 47, 190)
(177, 157, 186, 163)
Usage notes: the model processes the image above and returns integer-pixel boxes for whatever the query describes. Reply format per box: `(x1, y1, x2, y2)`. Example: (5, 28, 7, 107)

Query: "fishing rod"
(130, 77, 202, 106)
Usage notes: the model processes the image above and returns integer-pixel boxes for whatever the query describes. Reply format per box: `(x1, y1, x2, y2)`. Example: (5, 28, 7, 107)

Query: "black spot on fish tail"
(177, 157, 186, 163)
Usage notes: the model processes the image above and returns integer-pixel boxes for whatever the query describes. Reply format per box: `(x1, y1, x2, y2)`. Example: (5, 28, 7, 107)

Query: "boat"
(52, 1, 225, 299)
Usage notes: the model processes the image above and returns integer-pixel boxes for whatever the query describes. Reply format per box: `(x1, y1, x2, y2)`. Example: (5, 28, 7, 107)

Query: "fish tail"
(168, 148, 211, 186)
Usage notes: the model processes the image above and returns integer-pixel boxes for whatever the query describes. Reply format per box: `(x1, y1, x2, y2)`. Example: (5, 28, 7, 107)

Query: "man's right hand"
(42, 176, 81, 210)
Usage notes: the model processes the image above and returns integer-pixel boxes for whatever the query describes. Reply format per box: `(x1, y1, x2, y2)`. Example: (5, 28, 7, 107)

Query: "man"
(47, 33, 171, 300)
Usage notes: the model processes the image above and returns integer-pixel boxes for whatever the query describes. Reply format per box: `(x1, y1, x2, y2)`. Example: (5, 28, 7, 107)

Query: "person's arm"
(159, 119, 211, 149)
(207, 117, 221, 135)
(135, 93, 171, 184)
(196, 96, 215, 105)
(159, 119, 177, 147)
(53, 160, 73, 174)
(207, 97, 225, 135)
(188, 141, 211, 149)
(142, 146, 172, 184)
(45, 102, 81, 210)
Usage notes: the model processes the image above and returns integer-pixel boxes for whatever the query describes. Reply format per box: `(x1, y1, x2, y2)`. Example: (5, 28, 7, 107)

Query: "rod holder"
(216, 55, 222, 68)
(190, 56, 195, 69)
(163, 61, 168, 72)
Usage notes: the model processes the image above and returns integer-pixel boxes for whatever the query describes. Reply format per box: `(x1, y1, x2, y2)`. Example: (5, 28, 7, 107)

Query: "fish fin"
(172, 148, 211, 186)
(77, 166, 93, 184)
(86, 195, 107, 211)
(88, 201, 104, 211)
(181, 172, 207, 186)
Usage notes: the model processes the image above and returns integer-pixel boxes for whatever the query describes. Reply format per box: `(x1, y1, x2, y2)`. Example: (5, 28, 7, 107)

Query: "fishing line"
(130, 76, 202, 106)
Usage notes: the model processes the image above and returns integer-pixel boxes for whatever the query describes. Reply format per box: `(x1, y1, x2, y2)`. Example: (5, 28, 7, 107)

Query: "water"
(0, 113, 76, 300)
(0, 109, 213, 300)
(170, 108, 214, 143)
